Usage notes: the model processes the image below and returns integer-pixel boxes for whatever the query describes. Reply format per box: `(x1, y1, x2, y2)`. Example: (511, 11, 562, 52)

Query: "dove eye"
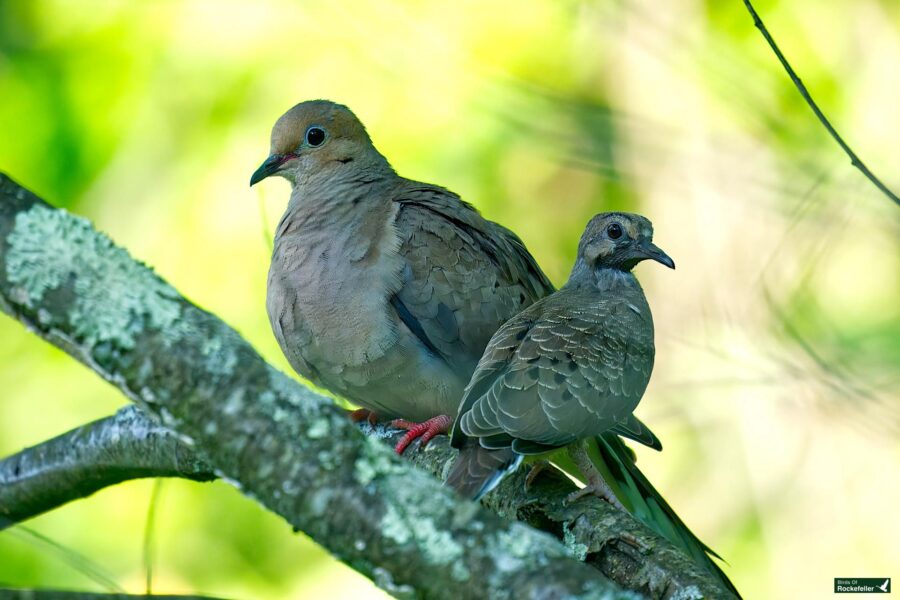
(305, 126, 326, 147)
(606, 223, 623, 239)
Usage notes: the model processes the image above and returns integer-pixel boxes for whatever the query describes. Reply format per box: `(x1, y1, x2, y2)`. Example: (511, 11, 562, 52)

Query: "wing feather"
(457, 286, 656, 451)
(392, 182, 553, 388)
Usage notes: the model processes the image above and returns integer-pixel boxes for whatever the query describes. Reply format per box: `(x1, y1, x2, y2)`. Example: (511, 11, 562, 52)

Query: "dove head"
(574, 212, 675, 276)
(250, 100, 391, 187)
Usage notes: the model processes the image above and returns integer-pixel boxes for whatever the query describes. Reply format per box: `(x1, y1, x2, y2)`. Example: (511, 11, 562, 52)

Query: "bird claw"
(348, 408, 379, 426)
(391, 415, 453, 454)
(566, 480, 626, 511)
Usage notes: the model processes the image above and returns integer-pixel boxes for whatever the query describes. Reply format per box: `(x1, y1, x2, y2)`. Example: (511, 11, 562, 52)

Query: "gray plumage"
(447, 212, 674, 499)
(255, 100, 552, 422)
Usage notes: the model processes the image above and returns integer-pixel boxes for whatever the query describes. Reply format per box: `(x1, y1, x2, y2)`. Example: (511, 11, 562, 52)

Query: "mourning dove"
(446, 212, 672, 500)
(251, 100, 553, 452)
(446, 213, 738, 594)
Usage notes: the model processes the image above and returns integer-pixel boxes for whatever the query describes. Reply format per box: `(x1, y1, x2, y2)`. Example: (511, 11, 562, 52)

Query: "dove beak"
(250, 154, 291, 187)
(638, 240, 675, 270)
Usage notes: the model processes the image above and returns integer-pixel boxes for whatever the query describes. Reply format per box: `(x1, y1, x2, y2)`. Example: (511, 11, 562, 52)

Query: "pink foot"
(348, 408, 379, 426)
(391, 415, 452, 454)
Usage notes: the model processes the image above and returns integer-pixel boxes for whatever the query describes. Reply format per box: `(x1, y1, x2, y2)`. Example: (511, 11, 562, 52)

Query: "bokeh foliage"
(0, 0, 897, 598)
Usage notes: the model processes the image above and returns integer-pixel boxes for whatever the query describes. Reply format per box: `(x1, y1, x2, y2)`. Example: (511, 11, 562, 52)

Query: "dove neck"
(279, 168, 396, 237)
(291, 149, 393, 192)
(566, 260, 640, 292)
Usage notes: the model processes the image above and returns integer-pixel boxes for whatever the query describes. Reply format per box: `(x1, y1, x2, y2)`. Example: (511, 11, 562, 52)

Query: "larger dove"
(252, 100, 552, 452)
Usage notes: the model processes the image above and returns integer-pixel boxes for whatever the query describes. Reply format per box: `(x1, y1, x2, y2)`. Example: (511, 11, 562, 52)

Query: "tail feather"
(445, 443, 522, 501)
(589, 433, 740, 597)
(445, 431, 741, 597)
(609, 414, 663, 451)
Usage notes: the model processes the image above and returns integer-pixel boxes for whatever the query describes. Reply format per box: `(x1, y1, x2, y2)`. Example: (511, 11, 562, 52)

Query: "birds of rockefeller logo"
(834, 578, 891, 593)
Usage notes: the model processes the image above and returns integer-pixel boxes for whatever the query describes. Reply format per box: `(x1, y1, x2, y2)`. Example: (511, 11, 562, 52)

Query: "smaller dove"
(446, 212, 740, 596)
(447, 211, 673, 504)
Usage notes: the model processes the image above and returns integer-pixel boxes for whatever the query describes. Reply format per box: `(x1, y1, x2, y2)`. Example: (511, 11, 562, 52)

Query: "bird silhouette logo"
(878, 579, 890, 593)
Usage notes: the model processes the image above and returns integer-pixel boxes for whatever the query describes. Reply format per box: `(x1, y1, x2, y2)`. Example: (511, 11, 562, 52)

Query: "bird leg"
(566, 442, 625, 510)
(348, 408, 380, 426)
(390, 414, 453, 454)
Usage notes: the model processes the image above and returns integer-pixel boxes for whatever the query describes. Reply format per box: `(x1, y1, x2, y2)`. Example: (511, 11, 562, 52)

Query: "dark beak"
(637, 240, 675, 270)
(250, 154, 290, 187)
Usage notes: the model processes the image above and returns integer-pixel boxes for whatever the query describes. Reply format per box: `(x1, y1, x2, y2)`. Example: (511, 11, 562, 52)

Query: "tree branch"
(1, 409, 732, 599)
(0, 406, 215, 530)
(742, 0, 899, 206)
(0, 173, 633, 599)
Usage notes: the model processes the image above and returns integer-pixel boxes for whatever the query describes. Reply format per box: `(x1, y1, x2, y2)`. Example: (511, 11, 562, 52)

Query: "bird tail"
(445, 442, 522, 501)
(554, 433, 741, 598)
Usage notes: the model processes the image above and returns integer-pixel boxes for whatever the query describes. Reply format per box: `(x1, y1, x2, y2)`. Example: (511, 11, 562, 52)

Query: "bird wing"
(458, 288, 655, 449)
(448, 304, 540, 448)
(392, 182, 554, 385)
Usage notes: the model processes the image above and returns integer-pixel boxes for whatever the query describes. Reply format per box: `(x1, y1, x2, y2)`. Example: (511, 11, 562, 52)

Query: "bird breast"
(267, 198, 405, 370)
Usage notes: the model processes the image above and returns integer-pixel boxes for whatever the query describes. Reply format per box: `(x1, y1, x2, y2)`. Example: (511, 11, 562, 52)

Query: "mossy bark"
(1, 406, 733, 599)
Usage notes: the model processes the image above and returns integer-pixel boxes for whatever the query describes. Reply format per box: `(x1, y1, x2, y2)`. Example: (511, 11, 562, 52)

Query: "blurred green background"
(0, 0, 898, 598)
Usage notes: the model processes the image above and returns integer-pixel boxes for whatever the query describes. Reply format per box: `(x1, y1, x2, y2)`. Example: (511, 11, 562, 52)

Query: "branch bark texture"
(0, 406, 215, 530)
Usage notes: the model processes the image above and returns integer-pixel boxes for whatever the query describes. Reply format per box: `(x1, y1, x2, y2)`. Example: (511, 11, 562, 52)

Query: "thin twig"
(5, 527, 126, 593)
(143, 479, 164, 595)
(742, 0, 899, 206)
